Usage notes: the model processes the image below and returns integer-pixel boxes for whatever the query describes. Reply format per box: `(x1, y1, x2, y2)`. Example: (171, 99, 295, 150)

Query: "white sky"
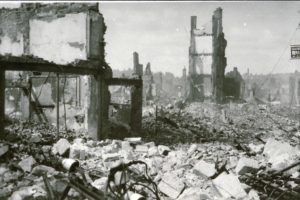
(1, 1, 300, 76)
(99, 1, 300, 76)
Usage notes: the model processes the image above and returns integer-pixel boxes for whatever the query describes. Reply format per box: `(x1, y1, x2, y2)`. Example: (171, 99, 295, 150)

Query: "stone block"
(121, 141, 132, 151)
(92, 177, 107, 190)
(52, 138, 71, 156)
(236, 157, 259, 175)
(263, 138, 300, 173)
(31, 165, 56, 176)
(0, 144, 9, 157)
(135, 145, 148, 153)
(144, 142, 155, 148)
(193, 160, 216, 178)
(148, 146, 159, 157)
(212, 172, 247, 199)
(29, 133, 42, 143)
(18, 156, 36, 172)
(124, 137, 142, 144)
(69, 143, 88, 159)
(102, 153, 120, 162)
(158, 173, 185, 199)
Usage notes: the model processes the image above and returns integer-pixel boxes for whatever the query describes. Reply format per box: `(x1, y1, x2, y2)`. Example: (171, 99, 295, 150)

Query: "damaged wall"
(211, 8, 227, 103)
(224, 67, 245, 100)
(187, 8, 226, 103)
(0, 3, 108, 137)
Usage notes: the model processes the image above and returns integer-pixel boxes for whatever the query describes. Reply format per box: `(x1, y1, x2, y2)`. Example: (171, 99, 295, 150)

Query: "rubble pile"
(0, 103, 300, 199)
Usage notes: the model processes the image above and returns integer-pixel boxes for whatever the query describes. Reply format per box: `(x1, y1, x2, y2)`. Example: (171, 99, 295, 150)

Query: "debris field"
(1, 102, 300, 200)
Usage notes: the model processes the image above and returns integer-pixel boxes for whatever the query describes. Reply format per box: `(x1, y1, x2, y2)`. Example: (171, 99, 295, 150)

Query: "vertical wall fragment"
(187, 16, 205, 101)
(133, 52, 143, 78)
(189, 16, 198, 76)
(0, 70, 4, 139)
(130, 52, 143, 133)
(212, 7, 227, 103)
(144, 62, 154, 101)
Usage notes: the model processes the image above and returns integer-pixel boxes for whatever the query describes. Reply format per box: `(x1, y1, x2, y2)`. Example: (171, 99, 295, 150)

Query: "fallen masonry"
(0, 102, 300, 199)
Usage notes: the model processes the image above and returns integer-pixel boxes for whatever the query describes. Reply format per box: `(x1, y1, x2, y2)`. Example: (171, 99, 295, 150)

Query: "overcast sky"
(99, 1, 300, 76)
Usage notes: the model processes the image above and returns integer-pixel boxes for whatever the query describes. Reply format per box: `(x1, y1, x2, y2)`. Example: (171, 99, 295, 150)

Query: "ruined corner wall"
(1, 3, 109, 135)
(211, 8, 227, 103)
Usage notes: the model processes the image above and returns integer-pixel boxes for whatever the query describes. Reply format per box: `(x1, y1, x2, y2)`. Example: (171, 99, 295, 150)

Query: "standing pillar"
(0, 70, 5, 139)
(88, 74, 110, 140)
(131, 83, 143, 134)
(56, 73, 59, 134)
(189, 16, 197, 76)
(212, 7, 227, 103)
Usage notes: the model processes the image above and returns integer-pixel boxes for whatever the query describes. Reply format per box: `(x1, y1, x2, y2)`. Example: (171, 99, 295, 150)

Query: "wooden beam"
(106, 78, 142, 86)
(0, 61, 102, 75)
(0, 70, 5, 139)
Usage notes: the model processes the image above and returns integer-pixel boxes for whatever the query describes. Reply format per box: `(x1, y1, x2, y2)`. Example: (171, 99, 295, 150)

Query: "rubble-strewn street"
(1, 102, 300, 199)
(1, 1, 300, 200)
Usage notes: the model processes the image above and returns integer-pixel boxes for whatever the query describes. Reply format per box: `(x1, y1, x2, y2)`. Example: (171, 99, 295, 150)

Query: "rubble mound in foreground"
(1, 102, 300, 199)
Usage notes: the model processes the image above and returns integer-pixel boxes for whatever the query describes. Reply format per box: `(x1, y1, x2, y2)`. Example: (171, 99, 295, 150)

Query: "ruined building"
(133, 52, 143, 78)
(211, 8, 227, 103)
(224, 67, 245, 100)
(143, 62, 155, 102)
(187, 8, 226, 103)
(0, 3, 142, 140)
(181, 67, 188, 98)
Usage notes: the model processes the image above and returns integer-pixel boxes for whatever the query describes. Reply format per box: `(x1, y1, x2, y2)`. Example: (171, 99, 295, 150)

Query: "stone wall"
(1, 3, 107, 133)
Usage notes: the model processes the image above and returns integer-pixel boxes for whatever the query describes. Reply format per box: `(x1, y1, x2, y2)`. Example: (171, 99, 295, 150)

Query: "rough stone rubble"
(1, 102, 300, 199)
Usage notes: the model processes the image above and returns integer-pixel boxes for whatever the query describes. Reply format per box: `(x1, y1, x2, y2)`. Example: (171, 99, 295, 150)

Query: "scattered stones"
(248, 143, 264, 154)
(263, 138, 300, 172)
(187, 144, 198, 155)
(2, 102, 300, 199)
(9, 185, 47, 200)
(69, 142, 88, 160)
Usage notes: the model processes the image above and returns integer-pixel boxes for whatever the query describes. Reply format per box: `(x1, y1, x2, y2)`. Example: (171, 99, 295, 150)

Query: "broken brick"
(235, 157, 259, 175)
(18, 156, 36, 172)
(193, 160, 216, 178)
(212, 172, 247, 199)
(158, 173, 185, 199)
(52, 138, 71, 156)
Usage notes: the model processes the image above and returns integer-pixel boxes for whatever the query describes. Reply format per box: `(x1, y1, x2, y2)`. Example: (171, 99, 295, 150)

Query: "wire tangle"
(106, 160, 161, 200)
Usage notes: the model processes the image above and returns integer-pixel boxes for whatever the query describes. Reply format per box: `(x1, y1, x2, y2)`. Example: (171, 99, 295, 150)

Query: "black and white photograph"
(1, 0, 300, 199)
